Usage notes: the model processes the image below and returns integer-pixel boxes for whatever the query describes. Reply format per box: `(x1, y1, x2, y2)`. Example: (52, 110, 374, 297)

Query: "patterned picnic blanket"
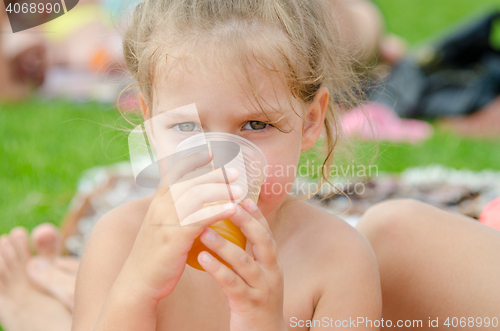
(61, 163, 500, 256)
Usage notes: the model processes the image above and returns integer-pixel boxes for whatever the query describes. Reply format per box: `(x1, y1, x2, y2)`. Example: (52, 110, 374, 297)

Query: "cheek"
(256, 152, 300, 216)
(252, 124, 303, 216)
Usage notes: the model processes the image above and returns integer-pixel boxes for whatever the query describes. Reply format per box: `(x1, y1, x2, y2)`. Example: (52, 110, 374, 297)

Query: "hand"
(118, 151, 242, 302)
(197, 198, 286, 331)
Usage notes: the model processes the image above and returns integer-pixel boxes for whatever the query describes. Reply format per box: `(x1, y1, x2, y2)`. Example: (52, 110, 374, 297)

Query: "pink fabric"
(341, 102, 433, 143)
(479, 197, 500, 231)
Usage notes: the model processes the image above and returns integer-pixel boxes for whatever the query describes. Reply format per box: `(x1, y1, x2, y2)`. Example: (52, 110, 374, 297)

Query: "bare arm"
(71, 195, 158, 331)
(72, 151, 242, 330)
(310, 223, 382, 330)
(90, 264, 159, 331)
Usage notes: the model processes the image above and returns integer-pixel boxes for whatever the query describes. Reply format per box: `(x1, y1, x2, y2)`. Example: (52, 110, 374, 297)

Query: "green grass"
(2, 0, 500, 238)
(348, 128, 500, 173)
(0, 97, 133, 233)
(373, 0, 500, 45)
(299, 127, 500, 181)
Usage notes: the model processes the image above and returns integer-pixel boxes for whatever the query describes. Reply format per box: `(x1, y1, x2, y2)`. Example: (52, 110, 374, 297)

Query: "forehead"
(150, 43, 303, 118)
(141, 16, 317, 118)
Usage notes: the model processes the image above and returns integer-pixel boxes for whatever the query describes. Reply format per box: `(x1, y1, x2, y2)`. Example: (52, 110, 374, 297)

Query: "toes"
(27, 257, 76, 310)
(0, 255, 10, 287)
(0, 235, 19, 272)
(9, 227, 32, 263)
(31, 223, 61, 258)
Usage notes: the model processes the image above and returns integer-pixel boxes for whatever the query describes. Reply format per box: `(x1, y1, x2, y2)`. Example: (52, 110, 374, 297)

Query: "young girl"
(71, 0, 382, 330)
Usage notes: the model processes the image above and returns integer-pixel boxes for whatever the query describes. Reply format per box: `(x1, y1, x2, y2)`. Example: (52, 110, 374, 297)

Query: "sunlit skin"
(72, 53, 381, 331)
(142, 58, 327, 273)
(145, 58, 328, 231)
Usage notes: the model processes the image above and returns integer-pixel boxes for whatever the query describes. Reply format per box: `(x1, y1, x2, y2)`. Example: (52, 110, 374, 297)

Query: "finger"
(143, 189, 178, 227)
(228, 203, 279, 270)
(242, 199, 272, 233)
(174, 183, 243, 222)
(156, 150, 212, 197)
(154, 204, 239, 255)
(200, 227, 261, 287)
(197, 250, 248, 301)
(168, 150, 212, 184)
(173, 167, 239, 200)
(144, 183, 238, 228)
(180, 201, 238, 227)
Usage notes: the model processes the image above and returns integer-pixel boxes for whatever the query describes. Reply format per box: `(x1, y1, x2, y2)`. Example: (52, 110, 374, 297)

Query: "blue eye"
(171, 122, 202, 132)
(243, 121, 272, 131)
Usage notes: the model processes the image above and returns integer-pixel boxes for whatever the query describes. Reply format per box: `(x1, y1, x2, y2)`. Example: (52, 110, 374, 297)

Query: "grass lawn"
(0, 98, 133, 233)
(373, 0, 500, 45)
(2, 0, 500, 238)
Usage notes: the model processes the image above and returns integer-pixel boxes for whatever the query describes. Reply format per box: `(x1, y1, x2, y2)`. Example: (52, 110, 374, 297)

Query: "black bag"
(370, 11, 500, 119)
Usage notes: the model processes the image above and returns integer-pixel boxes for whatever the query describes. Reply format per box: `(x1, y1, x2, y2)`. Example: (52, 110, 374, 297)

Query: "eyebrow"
(157, 112, 196, 120)
(240, 104, 289, 118)
(155, 108, 285, 122)
(240, 109, 285, 122)
(153, 109, 200, 122)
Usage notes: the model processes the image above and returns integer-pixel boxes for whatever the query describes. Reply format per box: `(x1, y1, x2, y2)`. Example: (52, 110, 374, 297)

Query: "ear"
(301, 87, 329, 152)
(139, 93, 148, 120)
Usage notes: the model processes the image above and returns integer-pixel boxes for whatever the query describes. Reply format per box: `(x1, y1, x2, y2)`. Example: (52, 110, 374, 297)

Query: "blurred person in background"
(0, 0, 405, 101)
(0, 8, 46, 100)
(0, 0, 127, 101)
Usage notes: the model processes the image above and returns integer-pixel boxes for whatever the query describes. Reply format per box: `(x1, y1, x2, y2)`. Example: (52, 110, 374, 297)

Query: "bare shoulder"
(78, 192, 155, 271)
(283, 199, 381, 315)
(88, 193, 155, 246)
(284, 199, 375, 262)
(73, 193, 155, 329)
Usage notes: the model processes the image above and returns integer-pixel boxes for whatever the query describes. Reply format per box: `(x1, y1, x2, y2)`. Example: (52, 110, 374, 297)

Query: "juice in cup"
(186, 210, 247, 271)
(173, 132, 267, 271)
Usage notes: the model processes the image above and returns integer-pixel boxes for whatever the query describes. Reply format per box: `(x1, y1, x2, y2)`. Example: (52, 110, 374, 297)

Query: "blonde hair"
(119, 0, 363, 215)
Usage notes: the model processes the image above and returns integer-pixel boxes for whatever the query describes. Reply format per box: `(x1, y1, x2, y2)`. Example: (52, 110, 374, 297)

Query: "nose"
(199, 124, 239, 136)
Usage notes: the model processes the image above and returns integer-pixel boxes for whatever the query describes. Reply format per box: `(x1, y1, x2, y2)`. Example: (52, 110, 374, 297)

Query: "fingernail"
(199, 251, 211, 264)
(230, 185, 242, 196)
(226, 168, 238, 177)
(203, 228, 216, 241)
(223, 202, 235, 210)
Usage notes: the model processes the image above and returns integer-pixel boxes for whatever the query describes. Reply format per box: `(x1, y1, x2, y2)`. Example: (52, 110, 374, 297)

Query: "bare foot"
(379, 34, 408, 66)
(438, 96, 500, 138)
(30, 223, 62, 259)
(26, 256, 78, 311)
(27, 223, 79, 311)
(0, 227, 72, 331)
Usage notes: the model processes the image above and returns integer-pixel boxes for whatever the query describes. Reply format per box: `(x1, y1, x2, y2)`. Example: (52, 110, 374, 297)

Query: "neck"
(265, 194, 299, 239)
